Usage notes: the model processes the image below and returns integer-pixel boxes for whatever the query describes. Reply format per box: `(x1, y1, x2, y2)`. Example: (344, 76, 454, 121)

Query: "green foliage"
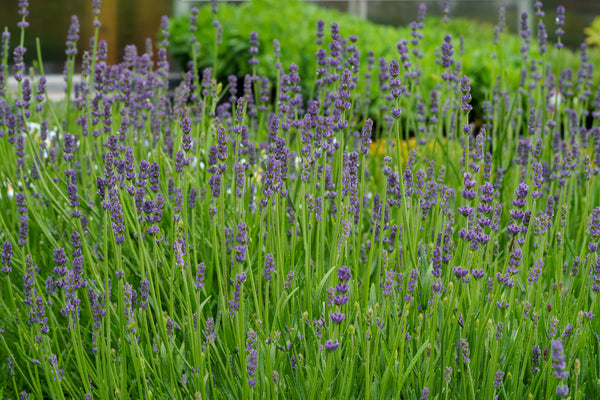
(585, 16, 600, 48)
(169, 0, 597, 118)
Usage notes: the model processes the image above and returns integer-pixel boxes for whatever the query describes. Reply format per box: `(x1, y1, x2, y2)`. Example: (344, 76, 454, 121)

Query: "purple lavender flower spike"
(552, 339, 569, 380)
(587, 207, 600, 251)
(246, 330, 258, 387)
(555, 6, 565, 49)
(494, 370, 504, 388)
(249, 32, 259, 66)
(1, 241, 12, 274)
(324, 339, 339, 351)
(18, 0, 30, 28)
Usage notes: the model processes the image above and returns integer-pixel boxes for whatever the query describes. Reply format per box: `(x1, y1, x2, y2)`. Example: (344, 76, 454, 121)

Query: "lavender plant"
(0, 1, 599, 399)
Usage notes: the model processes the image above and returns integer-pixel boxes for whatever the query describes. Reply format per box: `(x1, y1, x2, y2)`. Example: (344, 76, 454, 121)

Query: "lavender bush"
(1, 0, 599, 399)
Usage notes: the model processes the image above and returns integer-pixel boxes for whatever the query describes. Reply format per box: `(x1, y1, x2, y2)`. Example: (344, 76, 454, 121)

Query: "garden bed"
(1, 0, 599, 399)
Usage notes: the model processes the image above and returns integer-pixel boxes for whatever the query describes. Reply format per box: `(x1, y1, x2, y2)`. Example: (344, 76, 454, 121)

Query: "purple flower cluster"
(229, 273, 246, 317)
(246, 330, 258, 386)
(587, 207, 600, 251)
(552, 340, 569, 396)
(1, 241, 12, 274)
(249, 32, 259, 66)
(263, 253, 275, 280)
(439, 34, 454, 79)
(555, 6, 565, 48)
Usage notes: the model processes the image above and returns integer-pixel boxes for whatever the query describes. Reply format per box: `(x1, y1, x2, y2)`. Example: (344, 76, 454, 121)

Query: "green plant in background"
(584, 16, 600, 48)
(169, 0, 599, 126)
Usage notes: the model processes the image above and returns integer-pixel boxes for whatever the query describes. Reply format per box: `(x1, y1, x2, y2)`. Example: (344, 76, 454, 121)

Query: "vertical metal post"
(348, 0, 368, 19)
(359, 0, 368, 19)
(173, 0, 191, 17)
